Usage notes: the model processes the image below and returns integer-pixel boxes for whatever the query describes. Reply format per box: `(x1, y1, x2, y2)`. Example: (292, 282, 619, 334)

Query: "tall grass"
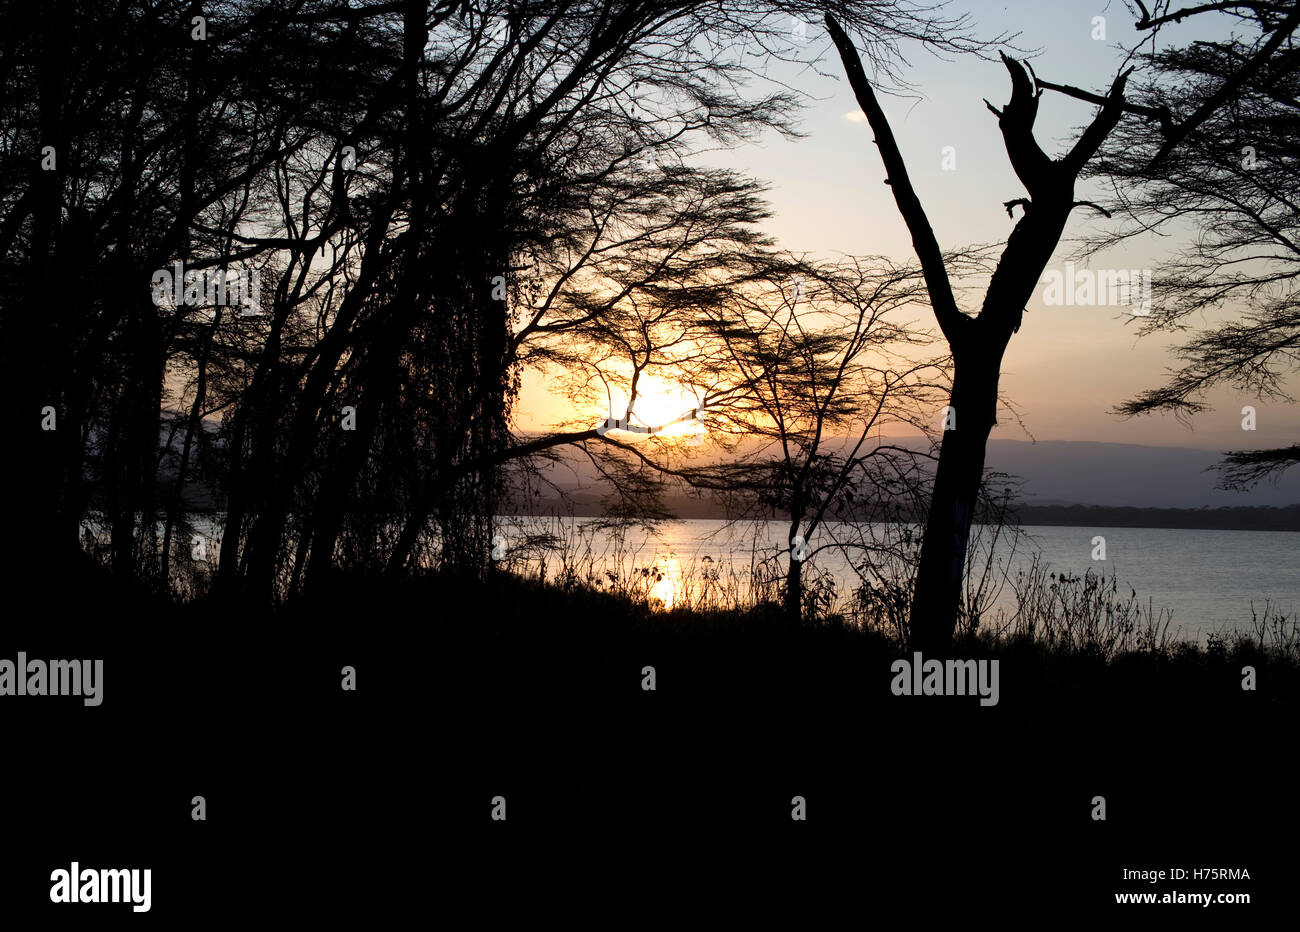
(988, 553, 1176, 660)
(491, 515, 782, 612)
(484, 514, 1300, 666)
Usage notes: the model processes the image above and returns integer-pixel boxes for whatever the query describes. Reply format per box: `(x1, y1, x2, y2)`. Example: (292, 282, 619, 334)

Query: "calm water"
(94, 514, 1297, 640)
(500, 517, 1299, 641)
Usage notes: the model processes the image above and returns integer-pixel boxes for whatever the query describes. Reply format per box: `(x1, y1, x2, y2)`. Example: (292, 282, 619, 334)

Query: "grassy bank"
(282, 568, 1300, 720)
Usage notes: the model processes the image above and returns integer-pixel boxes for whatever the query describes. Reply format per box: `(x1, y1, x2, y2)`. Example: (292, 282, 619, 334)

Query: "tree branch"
(1063, 66, 1134, 175)
(993, 52, 1056, 196)
(1072, 200, 1113, 218)
(1150, 4, 1300, 165)
(1212, 443, 1300, 489)
(825, 13, 967, 348)
(1034, 74, 1173, 135)
(1135, 1, 1287, 31)
(1003, 198, 1031, 218)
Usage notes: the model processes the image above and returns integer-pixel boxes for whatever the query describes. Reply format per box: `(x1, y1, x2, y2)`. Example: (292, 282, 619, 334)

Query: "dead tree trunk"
(827, 15, 1130, 652)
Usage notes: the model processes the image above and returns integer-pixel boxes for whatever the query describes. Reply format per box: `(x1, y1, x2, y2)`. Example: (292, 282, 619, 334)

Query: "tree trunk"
(784, 555, 803, 624)
(908, 349, 1003, 651)
(827, 14, 1133, 652)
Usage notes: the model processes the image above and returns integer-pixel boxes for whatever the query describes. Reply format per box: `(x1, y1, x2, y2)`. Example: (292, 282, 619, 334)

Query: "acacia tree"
(546, 253, 948, 622)
(382, 164, 785, 574)
(500, 245, 959, 624)
(3, 0, 996, 601)
(203, 0, 995, 600)
(685, 257, 945, 622)
(826, 3, 1300, 651)
(1080, 1, 1300, 489)
(0, 0, 367, 592)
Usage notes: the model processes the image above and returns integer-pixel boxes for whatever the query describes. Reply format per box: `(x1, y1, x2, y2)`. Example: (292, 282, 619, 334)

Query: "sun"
(623, 373, 706, 438)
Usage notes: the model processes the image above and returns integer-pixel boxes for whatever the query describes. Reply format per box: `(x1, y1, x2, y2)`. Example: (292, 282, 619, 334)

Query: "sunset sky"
(515, 0, 1299, 452)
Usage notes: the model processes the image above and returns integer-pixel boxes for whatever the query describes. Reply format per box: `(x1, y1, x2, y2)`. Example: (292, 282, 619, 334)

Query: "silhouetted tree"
(828, 17, 1133, 651)
(694, 257, 945, 622)
(575, 255, 950, 623)
(826, 3, 1300, 651)
(1082, 2, 1300, 489)
(0, 0, 362, 591)
(1, 0, 996, 602)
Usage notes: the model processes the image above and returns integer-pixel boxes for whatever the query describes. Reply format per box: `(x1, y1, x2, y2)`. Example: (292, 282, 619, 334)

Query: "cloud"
(843, 110, 867, 123)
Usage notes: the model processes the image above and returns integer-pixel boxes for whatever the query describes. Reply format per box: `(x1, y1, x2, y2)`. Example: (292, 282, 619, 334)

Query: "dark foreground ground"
(3, 560, 1295, 923)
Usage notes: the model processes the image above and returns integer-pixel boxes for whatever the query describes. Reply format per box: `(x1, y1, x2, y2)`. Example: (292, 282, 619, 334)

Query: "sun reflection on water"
(648, 553, 684, 610)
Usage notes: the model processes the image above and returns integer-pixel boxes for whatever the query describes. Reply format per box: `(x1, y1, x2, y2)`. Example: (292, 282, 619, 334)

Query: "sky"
(514, 0, 1299, 453)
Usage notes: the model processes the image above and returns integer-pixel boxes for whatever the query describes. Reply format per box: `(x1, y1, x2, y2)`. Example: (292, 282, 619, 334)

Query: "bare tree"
(827, 16, 1133, 650)
(825, 3, 1300, 650)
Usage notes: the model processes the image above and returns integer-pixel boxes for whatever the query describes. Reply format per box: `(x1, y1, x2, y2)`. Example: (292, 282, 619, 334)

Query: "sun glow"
(610, 373, 706, 439)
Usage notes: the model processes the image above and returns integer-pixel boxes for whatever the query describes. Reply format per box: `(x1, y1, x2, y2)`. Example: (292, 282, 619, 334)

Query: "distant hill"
(515, 437, 1300, 527)
(1009, 503, 1300, 532)
(979, 439, 1300, 509)
(515, 492, 1300, 531)
(156, 420, 1300, 527)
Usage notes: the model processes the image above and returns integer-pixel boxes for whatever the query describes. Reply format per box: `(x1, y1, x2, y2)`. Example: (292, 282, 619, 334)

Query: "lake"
(88, 514, 1297, 641)
(497, 517, 1299, 642)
